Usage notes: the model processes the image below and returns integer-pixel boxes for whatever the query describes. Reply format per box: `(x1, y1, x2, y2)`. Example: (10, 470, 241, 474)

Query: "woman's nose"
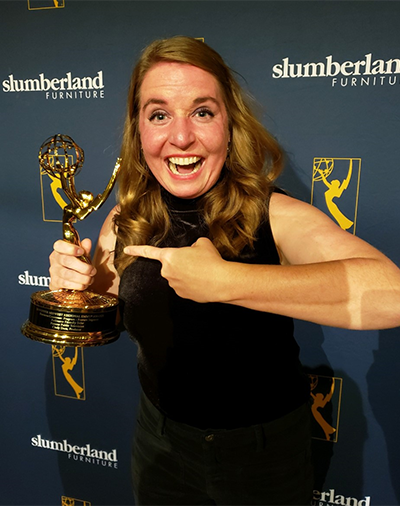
(168, 117, 196, 150)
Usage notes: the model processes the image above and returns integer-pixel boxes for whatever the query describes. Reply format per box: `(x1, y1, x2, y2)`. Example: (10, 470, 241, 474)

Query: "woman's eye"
(149, 111, 167, 122)
(195, 107, 214, 119)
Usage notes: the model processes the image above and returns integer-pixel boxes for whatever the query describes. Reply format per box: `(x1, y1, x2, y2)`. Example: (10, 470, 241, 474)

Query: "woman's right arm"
(49, 206, 120, 297)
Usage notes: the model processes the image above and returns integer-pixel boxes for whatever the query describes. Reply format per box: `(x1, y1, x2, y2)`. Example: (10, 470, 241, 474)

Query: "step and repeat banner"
(1, 1, 400, 505)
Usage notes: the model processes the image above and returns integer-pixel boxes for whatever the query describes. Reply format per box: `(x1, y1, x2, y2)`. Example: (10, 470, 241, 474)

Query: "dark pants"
(132, 392, 314, 505)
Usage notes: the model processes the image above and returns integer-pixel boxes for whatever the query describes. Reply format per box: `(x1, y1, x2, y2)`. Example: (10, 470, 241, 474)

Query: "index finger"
(124, 245, 163, 261)
(53, 239, 85, 257)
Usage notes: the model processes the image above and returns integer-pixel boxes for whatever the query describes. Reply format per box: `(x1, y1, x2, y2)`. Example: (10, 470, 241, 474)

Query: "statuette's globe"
(38, 133, 84, 179)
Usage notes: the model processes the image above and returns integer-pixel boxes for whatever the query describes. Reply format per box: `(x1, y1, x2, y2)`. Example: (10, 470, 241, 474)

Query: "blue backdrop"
(2, 1, 400, 505)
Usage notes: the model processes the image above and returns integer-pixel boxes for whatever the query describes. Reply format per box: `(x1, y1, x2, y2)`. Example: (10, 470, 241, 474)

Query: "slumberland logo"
(312, 489, 370, 506)
(18, 270, 50, 287)
(2, 71, 104, 100)
(272, 53, 400, 88)
(31, 435, 118, 469)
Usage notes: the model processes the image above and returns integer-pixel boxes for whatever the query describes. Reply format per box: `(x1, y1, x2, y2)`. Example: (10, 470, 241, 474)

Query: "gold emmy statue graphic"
(21, 134, 121, 347)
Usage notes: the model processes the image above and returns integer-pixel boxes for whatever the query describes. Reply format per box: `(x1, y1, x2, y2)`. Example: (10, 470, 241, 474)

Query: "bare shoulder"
(96, 205, 119, 249)
(269, 191, 384, 265)
(269, 191, 337, 233)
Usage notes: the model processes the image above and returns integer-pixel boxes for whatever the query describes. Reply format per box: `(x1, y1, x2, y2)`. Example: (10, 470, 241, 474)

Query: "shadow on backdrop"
(295, 320, 367, 499)
(367, 327, 400, 504)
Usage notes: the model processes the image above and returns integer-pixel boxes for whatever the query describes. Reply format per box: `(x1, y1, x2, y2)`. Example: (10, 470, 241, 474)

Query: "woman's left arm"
(223, 192, 400, 330)
(125, 192, 400, 330)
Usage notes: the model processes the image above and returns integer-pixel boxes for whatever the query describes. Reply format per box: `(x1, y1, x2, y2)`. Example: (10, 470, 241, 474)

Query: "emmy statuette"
(21, 134, 121, 347)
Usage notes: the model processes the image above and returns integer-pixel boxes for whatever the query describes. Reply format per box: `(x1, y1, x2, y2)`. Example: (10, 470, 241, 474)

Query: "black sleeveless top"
(118, 190, 310, 429)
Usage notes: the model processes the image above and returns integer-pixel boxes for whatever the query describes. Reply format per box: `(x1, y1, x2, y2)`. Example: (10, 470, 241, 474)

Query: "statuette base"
(21, 289, 120, 347)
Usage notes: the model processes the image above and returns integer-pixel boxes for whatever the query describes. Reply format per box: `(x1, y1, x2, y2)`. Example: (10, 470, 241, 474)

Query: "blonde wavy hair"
(114, 36, 284, 274)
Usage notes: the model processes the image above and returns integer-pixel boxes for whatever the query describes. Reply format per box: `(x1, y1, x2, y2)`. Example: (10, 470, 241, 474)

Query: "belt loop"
(255, 424, 265, 452)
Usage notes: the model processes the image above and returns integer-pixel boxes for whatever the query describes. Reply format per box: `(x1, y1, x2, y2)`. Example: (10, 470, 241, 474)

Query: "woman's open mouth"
(168, 156, 203, 176)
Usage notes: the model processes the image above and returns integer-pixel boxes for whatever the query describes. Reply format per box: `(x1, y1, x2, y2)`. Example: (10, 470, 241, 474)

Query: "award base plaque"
(21, 289, 120, 347)
(21, 133, 121, 347)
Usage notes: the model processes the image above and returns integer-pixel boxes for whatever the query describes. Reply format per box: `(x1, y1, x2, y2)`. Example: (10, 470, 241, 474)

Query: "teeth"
(169, 156, 201, 165)
(168, 156, 202, 175)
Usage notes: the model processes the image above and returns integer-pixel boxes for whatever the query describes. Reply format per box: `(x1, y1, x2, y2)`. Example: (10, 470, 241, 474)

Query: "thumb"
(80, 238, 92, 262)
(191, 237, 213, 247)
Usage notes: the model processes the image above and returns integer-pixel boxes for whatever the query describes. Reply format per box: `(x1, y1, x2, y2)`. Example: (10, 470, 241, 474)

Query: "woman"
(49, 36, 400, 505)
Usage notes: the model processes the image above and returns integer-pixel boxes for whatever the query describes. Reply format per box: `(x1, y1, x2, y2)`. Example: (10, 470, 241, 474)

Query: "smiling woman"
(48, 35, 400, 506)
(114, 38, 282, 274)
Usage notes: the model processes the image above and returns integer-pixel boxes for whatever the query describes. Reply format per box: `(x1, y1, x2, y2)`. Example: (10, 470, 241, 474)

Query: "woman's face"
(138, 62, 230, 199)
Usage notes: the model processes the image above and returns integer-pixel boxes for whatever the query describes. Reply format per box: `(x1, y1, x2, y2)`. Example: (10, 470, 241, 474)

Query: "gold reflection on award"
(21, 134, 121, 347)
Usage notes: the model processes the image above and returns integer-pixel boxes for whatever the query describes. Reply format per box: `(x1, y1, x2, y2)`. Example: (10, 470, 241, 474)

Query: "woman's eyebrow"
(193, 96, 219, 106)
(142, 96, 219, 112)
(141, 98, 167, 112)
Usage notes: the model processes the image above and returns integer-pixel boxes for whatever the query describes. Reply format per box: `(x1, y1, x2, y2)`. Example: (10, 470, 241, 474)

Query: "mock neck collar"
(161, 188, 203, 212)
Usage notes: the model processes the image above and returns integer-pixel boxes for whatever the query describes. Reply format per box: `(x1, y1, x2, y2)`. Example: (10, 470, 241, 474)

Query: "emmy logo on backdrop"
(27, 0, 65, 10)
(21, 134, 121, 347)
(52, 345, 85, 400)
(62, 497, 91, 506)
(41, 165, 69, 221)
(309, 375, 342, 442)
(311, 157, 361, 235)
